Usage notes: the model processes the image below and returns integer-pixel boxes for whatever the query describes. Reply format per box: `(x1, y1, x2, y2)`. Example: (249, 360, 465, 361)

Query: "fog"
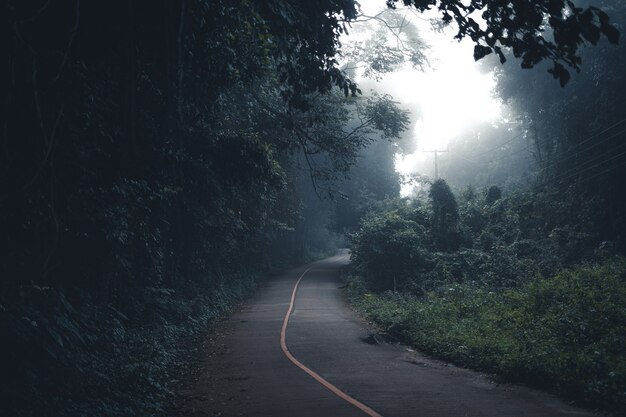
(3, 1, 624, 415)
(345, 0, 513, 193)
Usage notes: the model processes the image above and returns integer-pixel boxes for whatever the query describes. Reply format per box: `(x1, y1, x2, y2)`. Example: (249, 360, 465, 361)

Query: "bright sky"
(345, 1, 503, 181)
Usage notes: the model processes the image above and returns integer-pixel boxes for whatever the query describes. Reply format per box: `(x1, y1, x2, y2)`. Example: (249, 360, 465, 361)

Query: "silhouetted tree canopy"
(429, 179, 460, 251)
(388, 0, 620, 86)
(1, 1, 623, 415)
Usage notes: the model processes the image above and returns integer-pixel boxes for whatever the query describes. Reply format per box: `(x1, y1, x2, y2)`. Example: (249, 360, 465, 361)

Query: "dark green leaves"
(548, 62, 571, 87)
(593, 7, 620, 44)
(601, 23, 620, 44)
(388, 0, 620, 86)
(473, 45, 493, 61)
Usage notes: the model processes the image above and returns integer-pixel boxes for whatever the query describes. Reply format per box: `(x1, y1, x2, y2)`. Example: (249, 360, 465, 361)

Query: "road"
(172, 251, 598, 417)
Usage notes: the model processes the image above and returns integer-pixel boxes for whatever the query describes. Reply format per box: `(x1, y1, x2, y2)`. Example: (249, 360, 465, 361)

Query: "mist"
(2, 1, 625, 416)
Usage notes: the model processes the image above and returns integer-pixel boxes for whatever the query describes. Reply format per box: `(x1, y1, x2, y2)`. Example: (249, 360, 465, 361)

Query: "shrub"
(351, 208, 429, 291)
(346, 258, 626, 414)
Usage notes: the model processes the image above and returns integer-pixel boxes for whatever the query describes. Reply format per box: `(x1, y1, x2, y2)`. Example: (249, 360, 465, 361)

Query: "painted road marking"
(280, 263, 383, 417)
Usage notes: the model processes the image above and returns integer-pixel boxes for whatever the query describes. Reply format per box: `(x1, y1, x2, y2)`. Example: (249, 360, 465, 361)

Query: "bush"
(350, 201, 430, 291)
(0, 274, 257, 417)
(345, 257, 626, 415)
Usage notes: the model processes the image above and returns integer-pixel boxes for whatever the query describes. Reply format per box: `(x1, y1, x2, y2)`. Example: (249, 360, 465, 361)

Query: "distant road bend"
(175, 250, 599, 417)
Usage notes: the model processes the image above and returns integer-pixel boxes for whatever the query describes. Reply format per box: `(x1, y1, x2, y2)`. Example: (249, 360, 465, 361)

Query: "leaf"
(494, 46, 506, 64)
(548, 63, 571, 87)
(600, 24, 620, 44)
(581, 24, 601, 45)
(46, 327, 65, 348)
(547, 0, 563, 14)
(473, 45, 492, 61)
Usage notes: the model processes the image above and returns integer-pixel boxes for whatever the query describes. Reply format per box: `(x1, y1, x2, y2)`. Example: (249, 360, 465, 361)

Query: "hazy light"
(383, 61, 500, 153)
(345, 1, 503, 187)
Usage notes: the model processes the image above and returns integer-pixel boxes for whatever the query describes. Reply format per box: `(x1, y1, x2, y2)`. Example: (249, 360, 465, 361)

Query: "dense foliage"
(347, 259, 626, 413)
(491, 0, 626, 243)
(349, 180, 626, 413)
(1, 276, 257, 417)
(348, 6, 626, 397)
(1, 1, 409, 414)
(1, 0, 621, 415)
(390, 0, 620, 85)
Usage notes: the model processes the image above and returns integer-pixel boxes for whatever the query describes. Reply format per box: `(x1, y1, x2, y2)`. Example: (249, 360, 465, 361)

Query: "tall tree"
(429, 179, 460, 251)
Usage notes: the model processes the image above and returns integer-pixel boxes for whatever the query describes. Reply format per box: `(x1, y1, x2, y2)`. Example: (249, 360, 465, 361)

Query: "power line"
(548, 138, 626, 181)
(433, 117, 626, 179)
(582, 158, 626, 183)
(453, 131, 526, 164)
(556, 149, 626, 184)
(471, 130, 525, 159)
(536, 124, 626, 175)
(459, 117, 626, 169)
(561, 116, 626, 154)
(456, 144, 533, 165)
(538, 148, 626, 187)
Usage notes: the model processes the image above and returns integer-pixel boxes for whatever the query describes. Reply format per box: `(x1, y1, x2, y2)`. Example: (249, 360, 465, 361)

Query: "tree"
(429, 179, 460, 251)
(486, 185, 503, 205)
(387, 0, 620, 86)
(253, 87, 411, 196)
(351, 200, 430, 290)
(490, 0, 626, 246)
(341, 7, 430, 80)
(260, 0, 620, 101)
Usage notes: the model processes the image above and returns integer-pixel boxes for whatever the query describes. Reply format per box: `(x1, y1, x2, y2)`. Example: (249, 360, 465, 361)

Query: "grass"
(345, 258, 626, 415)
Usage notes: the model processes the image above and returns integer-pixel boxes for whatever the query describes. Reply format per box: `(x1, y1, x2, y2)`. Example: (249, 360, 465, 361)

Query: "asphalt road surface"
(173, 251, 598, 417)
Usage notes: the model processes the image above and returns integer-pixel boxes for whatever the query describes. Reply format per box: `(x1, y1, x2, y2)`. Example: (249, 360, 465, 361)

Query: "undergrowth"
(0, 275, 257, 417)
(345, 258, 626, 415)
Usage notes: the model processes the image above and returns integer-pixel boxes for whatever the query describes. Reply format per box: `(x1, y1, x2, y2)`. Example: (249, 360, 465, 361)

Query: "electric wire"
(470, 130, 525, 159)
(549, 136, 626, 179)
(555, 149, 626, 184)
(535, 123, 626, 175)
(583, 158, 626, 183)
(537, 148, 626, 188)
(434, 117, 626, 186)
(455, 117, 626, 170)
(533, 122, 626, 186)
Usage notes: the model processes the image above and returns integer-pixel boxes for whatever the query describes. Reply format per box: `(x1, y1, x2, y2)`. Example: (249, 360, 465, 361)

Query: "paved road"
(174, 251, 598, 417)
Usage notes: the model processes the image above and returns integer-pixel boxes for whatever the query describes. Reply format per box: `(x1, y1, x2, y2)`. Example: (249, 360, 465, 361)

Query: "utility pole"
(423, 150, 448, 179)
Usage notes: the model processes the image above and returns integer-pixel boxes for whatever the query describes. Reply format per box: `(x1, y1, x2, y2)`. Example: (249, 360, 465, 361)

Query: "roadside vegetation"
(346, 2, 626, 413)
(2, 0, 624, 415)
(2, 2, 412, 415)
(2, 274, 257, 416)
(347, 182, 626, 415)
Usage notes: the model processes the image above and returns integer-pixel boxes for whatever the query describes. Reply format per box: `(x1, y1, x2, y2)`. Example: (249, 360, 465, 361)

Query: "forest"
(1, 0, 624, 416)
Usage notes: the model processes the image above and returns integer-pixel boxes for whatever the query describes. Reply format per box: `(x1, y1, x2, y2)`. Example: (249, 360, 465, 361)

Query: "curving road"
(173, 251, 598, 417)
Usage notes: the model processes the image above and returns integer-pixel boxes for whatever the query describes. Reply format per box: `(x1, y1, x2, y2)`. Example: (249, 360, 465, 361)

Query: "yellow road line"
(280, 265, 383, 417)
